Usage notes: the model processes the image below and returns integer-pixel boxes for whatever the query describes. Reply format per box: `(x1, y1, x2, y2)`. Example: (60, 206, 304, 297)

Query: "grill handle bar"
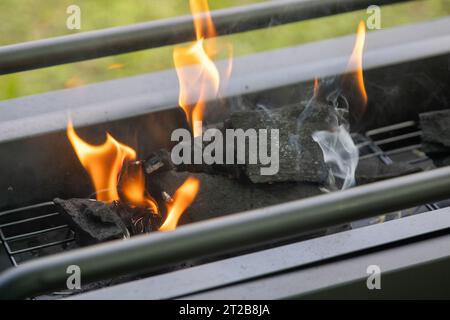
(0, 0, 412, 75)
(1, 166, 450, 299)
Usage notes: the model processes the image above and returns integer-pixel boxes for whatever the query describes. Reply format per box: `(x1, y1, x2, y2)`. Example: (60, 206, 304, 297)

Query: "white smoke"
(312, 125, 359, 190)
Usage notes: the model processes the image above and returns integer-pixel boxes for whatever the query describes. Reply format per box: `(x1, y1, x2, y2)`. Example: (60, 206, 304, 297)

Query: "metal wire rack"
(357, 121, 430, 166)
(351, 121, 446, 227)
(0, 202, 76, 267)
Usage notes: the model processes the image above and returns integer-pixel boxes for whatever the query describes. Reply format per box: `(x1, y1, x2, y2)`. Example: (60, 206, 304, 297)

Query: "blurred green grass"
(0, 0, 449, 100)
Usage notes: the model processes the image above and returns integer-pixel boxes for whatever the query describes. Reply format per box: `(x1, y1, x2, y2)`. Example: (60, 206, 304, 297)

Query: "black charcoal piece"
(420, 109, 450, 148)
(436, 155, 450, 168)
(147, 170, 322, 223)
(355, 158, 422, 185)
(54, 198, 128, 246)
(144, 149, 174, 174)
(419, 110, 450, 167)
(421, 141, 450, 155)
(228, 101, 336, 184)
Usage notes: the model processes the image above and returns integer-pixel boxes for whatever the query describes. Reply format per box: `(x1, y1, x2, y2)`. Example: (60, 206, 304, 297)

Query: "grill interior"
(0, 120, 447, 272)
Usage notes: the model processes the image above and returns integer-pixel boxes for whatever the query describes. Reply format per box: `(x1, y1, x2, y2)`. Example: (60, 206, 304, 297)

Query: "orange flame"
(120, 163, 158, 213)
(313, 78, 319, 97)
(159, 176, 200, 231)
(190, 0, 217, 45)
(173, 0, 230, 137)
(67, 119, 157, 212)
(345, 21, 368, 114)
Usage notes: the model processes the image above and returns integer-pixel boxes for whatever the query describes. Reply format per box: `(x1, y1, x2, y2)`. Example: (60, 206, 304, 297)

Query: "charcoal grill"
(0, 0, 450, 299)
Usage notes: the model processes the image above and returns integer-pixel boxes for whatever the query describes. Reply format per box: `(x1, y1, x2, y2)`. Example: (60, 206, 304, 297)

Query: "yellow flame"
(345, 21, 368, 113)
(173, 0, 231, 137)
(159, 176, 200, 231)
(67, 119, 157, 212)
(190, 0, 217, 47)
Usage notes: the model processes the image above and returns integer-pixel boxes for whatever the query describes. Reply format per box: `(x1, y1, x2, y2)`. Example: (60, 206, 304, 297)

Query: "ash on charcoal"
(54, 198, 128, 246)
(228, 101, 337, 184)
(355, 158, 421, 185)
(147, 170, 322, 223)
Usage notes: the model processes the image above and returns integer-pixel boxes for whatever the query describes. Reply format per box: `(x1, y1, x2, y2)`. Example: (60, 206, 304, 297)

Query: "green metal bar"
(1, 166, 450, 299)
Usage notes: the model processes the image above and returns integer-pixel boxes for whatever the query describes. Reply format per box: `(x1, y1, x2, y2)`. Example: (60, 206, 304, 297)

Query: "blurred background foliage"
(0, 0, 449, 100)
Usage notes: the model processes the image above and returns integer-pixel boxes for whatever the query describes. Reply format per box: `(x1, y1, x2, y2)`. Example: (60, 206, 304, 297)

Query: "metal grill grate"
(356, 121, 428, 164)
(0, 202, 77, 266)
(351, 121, 445, 227)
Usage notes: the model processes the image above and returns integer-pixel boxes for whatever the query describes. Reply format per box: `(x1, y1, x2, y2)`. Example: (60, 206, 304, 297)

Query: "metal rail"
(1, 166, 450, 299)
(0, 0, 412, 74)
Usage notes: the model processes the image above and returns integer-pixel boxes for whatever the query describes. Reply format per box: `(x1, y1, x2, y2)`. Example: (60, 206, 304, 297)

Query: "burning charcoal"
(147, 170, 322, 223)
(111, 200, 162, 234)
(145, 101, 337, 184)
(54, 198, 129, 246)
(355, 158, 422, 185)
(228, 101, 336, 184)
